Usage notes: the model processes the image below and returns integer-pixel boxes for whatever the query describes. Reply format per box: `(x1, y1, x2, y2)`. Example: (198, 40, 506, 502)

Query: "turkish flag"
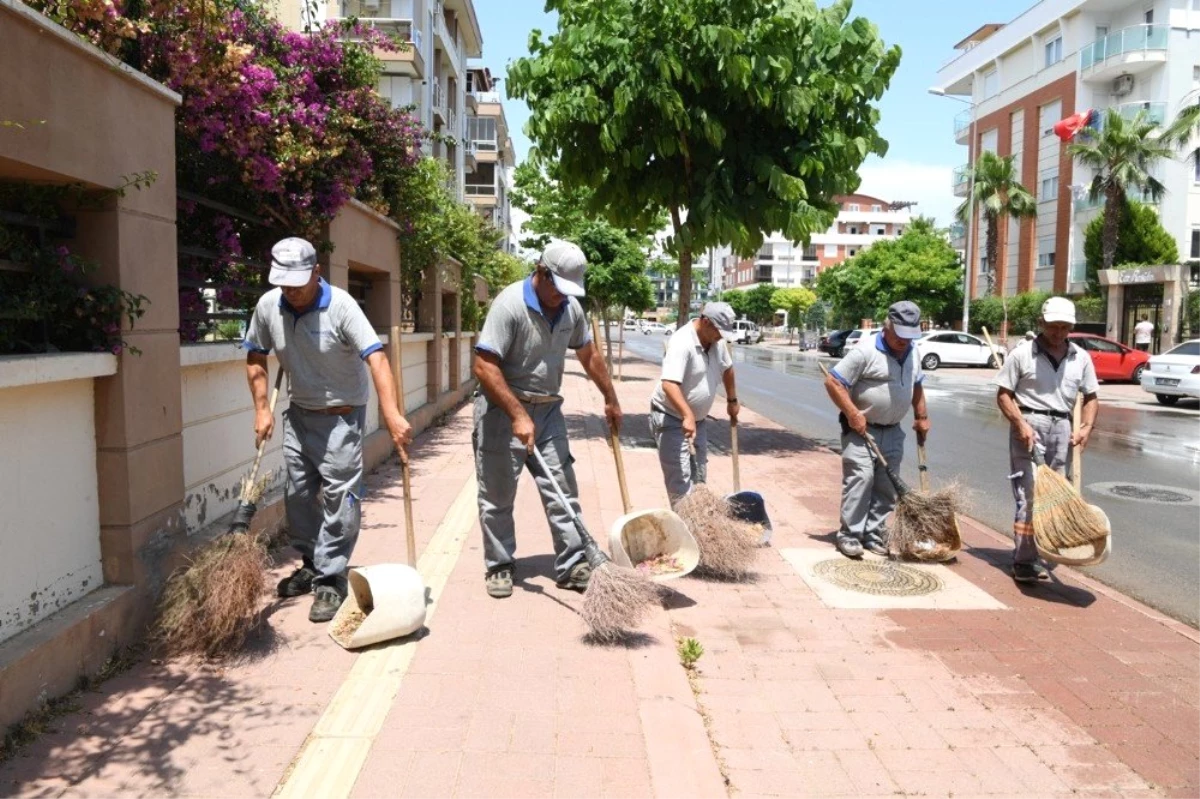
(1053, 109, 1095, 142)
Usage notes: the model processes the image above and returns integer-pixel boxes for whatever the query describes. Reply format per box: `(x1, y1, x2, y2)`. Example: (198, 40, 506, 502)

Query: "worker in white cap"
(244, 237, 413, 623)
(994, 296, 1100, 583)
(649, 301, 739, 503)
(471, 241, 621, 599)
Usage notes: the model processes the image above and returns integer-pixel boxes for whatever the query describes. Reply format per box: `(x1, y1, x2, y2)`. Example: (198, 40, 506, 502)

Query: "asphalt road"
(612, 328, 1200, 627)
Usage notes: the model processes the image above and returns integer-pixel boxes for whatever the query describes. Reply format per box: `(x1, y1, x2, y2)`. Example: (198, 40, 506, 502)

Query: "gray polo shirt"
(831, 334, 924, 426)
(994, 337, 1098, 415)
(651, 321, 733, 420)
(474, 277, 591, 397)
(243, 279, 382, 409)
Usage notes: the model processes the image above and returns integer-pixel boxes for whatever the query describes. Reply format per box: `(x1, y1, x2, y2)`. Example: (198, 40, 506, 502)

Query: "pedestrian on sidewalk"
(994, 296, 1099, 584)
(648, 302, 738, 504)
(244, 237, 413, 623)
(471, 241, 622, 599)
(823, 302, 931, 558)
(1133, 315, 1155, 352)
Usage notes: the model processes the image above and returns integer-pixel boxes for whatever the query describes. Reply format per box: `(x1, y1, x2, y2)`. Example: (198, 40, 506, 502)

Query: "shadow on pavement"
(964, 545, 1097, 608)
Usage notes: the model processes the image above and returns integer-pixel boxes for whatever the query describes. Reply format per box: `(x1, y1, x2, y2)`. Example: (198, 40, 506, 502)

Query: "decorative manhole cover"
(812, 559, 943, 597)
(1089, 482, 1199, 506)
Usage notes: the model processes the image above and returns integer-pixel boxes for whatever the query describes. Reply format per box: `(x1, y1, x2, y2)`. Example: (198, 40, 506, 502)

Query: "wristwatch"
(914, 414, 928, 420)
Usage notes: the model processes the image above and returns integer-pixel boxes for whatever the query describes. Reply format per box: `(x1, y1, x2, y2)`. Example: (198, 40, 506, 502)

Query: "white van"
(723, 320, 761, 345)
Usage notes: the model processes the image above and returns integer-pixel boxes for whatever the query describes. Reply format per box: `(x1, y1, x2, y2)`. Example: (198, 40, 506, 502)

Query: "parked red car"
(1068, 332, 1150, 383)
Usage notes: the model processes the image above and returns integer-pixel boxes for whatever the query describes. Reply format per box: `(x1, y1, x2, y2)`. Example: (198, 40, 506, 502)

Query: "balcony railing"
(433, 5, 462, 75)
(332, 16, 419, 46)
(1096, 102, 1167, 130)
(1079, 25, 1168, 71)
(473, 135, 497, 152)
(1074, 188, 1158, 211)
(1069, 260, 1088, 284)
(465, 183, 497, 197)
(953, 109, 973, 140)
(953, 164, 971, 196)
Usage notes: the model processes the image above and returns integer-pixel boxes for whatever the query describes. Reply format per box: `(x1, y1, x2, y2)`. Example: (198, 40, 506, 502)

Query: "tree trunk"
(670, 204, 691, 329)
(1101, 184, 1122, 270)
(601, 305, 613, 373)
(986, 215, 999, 297)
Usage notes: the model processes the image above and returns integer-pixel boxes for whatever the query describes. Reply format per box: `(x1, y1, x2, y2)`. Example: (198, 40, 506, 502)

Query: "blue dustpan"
(728, 420, 772, 545)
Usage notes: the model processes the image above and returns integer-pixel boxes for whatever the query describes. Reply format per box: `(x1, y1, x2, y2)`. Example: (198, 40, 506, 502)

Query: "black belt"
(294, 404, 357, 416)
(839, 412, 899, 434)
(1018, 406, 1070, 420)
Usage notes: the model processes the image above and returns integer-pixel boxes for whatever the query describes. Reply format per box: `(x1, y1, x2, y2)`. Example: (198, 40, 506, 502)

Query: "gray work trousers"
(282, 405, 365, 588)
(648, 405, 708, 506)
(839, 424, 905, 541)
(1009, 413, 1073, 565)
(472, 395, 585, 582)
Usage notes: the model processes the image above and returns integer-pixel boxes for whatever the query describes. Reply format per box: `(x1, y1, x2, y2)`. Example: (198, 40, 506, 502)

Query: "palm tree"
(1068, 104, 1200, 271)
(955, 151, 1037, 328)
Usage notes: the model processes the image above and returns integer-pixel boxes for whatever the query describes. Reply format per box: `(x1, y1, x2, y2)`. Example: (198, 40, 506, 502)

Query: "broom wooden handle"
(1071, 395, 1082, 492)
(248, 367, 285, 484)
(609, 425, 632, 514)
(980, 327, 1001, 370)
(918, 444, 930, 493)
(730, 417, 741, 492)
(401, 453, 416, 568)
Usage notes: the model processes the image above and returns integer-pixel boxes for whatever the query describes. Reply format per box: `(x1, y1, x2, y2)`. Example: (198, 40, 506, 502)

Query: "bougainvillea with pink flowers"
(29, 0, 428, 340)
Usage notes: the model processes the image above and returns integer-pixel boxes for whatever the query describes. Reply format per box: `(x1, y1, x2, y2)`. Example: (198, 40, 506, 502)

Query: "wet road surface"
(614, 329, 1200, 627)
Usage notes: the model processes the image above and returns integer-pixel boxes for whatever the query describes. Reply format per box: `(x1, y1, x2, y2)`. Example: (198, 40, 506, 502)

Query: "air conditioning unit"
(1112, 74, 1134, 97)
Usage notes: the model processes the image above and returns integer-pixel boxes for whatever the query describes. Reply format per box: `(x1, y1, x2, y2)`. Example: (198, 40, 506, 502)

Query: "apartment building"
(716, 194, 912, 291)
(933, 0, 1200, 326)
(464, 66, 516, 253)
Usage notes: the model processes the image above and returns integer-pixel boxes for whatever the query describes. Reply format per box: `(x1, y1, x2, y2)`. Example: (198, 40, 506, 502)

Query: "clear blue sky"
(471, 0, 1032, 226)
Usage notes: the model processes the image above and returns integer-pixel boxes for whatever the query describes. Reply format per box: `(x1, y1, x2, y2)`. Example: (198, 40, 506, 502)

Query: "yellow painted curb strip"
(274, 475, 478, 799)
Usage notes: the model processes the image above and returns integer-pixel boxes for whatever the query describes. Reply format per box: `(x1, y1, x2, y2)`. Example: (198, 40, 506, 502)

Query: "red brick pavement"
(0, 348, 1195, 798)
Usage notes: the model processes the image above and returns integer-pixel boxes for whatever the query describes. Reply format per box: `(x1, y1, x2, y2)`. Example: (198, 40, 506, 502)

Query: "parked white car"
(1139, 339, 1200, 406)
(641, 321, 670, 335)
(722, 320, 762, 345)
(623, 319, 640, 331)
(915, 331, 1004, 370)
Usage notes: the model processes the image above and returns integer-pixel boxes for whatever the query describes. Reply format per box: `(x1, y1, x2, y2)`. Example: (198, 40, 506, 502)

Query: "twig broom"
(530, 447, 658, 641)
(155, 367, 284, 658)
(1030, 441, 1108, 551)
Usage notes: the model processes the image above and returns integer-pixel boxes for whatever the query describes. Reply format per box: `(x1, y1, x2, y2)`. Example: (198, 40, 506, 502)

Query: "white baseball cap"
(540, 240, 587, 297)
(269, 237, 318, 287)
(1041, 296, 1076, 325)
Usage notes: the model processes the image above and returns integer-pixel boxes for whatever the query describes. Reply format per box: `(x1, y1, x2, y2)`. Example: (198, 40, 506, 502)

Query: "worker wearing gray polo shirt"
(244, 237, 413, 623)
(823, 302, 931, 558)
(995, 296, 1099, 583)
(472, 241, 621, 599)
(649, 302, 738, 503)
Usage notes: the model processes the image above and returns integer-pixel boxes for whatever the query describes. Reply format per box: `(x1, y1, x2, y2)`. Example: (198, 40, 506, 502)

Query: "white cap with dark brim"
(269, 237, 318, 287)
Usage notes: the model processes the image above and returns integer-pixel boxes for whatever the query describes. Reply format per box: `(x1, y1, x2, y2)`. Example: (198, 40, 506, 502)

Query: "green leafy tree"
(739, 283, 778, 325)
(906, 215, 939, 236)
(510, 159, 594, 250)
(578, 221, 654, 365)
(770, 286, 817, 337)
(816, 230, 964, 328)
(508, 0, 901, 325)
(805, 301, 830, 331)
(721, 288, 748, 319)
(1082, 199, 1179, 293)
(1075, 107, 1166, 272)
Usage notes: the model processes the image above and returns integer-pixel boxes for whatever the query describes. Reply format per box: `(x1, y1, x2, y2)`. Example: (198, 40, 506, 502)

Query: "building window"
(1194, 155, 1200, 183)
(1145, 8, 1153, 24)
(873, 226, 886, 236)
(848, 248, 858, 257)
(849, 226, 858, 235)
(1040, 100, 1062, 136)
(1038, 243, 1055, 268)
(896, 227, 904, 235)
(824, 243, 838, 257)
(871, 204, 882, 212)
(982, 69, 999, 99)
(1040, 174, 1059, 200)
(1044, 36, 1063, 67)
(847, 203, 860, 212)
(1191, 228, 1200, 259)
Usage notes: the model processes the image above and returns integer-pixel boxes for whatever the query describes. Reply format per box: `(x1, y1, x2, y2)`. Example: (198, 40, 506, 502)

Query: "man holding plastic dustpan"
(649, 302, 740, 504)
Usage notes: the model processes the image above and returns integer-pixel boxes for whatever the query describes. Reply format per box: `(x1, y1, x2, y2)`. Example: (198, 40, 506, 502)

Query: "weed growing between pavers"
(0, 645, 142, 764)
(677, 637, 704, 669)
(675, 487, 758, 580)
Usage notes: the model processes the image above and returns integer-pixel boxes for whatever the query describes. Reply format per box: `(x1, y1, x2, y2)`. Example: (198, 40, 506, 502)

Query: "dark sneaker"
(1013, 563, 1039, 584)
(864, 536, 889, 557)
(277, 563, 317, 598)
(1033, 561, 1051, 581)
(308, 585, 345, 623)
(836, 536, 864, 559)
(556, 560, 592, 592)
(485, 567, 513, 599)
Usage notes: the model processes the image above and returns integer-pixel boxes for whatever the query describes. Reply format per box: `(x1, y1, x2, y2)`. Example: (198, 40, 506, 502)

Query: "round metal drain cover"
(813, 559, 943, 597)
(1089, 482, 1199, 506)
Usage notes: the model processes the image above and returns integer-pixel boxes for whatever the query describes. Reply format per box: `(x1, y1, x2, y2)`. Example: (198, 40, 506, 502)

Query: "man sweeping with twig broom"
(471, 241, 654, 638)
(995, 297, 1102, 584)
(822, 302, 932, 559)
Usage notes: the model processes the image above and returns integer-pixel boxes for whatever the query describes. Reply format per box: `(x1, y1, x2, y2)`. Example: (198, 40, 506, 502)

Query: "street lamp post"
(930, 87, 977, 332)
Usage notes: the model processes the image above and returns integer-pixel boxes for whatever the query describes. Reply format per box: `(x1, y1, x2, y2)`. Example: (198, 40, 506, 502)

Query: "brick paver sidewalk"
(1, 348, 1196, 798)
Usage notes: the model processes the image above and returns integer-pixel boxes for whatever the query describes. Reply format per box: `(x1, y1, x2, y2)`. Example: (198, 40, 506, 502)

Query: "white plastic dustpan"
(1036, 504, 1112, 567)
(609, 508, 700, 582)
(329, 563, 427, 650)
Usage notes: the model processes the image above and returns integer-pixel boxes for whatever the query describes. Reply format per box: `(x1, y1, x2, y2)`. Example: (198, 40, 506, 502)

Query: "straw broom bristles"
(889, 485, 964, 561)
(154, 471, 273, 659)
(1032, 463, 1108, 550)
(675, 486, 758, 580)
(581, 562, 661, 642)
